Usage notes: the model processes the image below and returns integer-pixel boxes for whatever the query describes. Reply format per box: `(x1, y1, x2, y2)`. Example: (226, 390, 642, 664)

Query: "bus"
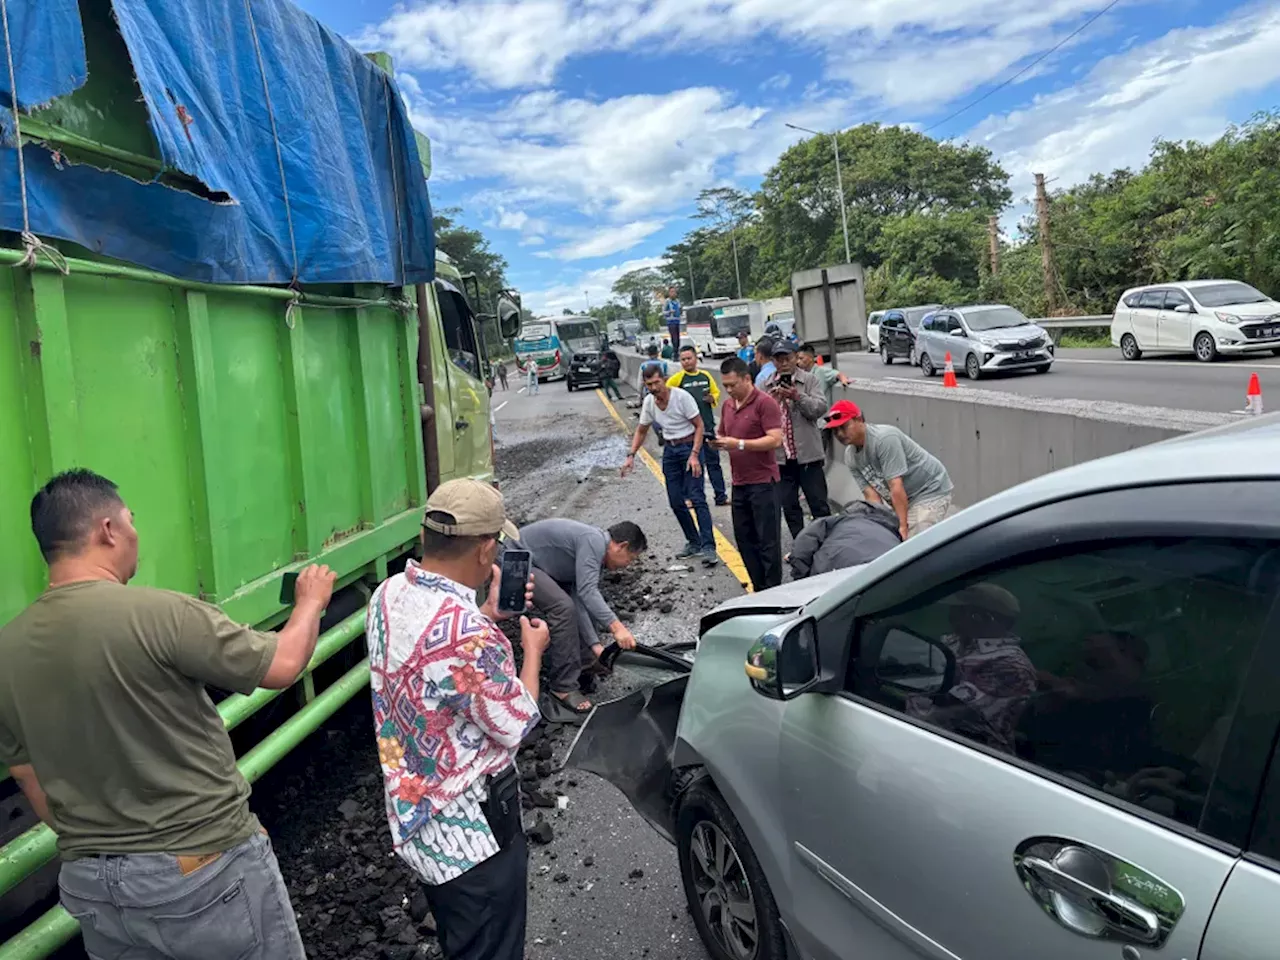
(704, 298, 752, 357)
(514, 319, 561, 380)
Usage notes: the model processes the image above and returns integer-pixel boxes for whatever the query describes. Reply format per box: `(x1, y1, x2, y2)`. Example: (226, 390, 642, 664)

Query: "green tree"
(693, 187, 755, 298)
(611, 267, 666, 328)
(433, 207, 509, 306)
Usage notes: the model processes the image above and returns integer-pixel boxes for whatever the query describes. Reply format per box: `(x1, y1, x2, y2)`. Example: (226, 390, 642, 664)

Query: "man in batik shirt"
(368, 479, 548, 960)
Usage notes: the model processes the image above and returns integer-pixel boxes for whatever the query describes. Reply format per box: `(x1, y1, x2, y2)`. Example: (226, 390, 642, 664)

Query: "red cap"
(821, 399, 862, 429)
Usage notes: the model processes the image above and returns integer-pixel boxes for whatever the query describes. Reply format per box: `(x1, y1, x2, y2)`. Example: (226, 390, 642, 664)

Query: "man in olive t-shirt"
(0, 469, 336, 959)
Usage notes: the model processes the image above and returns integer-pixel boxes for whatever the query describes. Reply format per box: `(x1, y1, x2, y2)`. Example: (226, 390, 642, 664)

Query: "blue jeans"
(663, 441, 715, 551)
(701, 444, 727, 502)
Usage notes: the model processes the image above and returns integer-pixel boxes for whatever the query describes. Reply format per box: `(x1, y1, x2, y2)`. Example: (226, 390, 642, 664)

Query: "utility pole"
(1034, 173, 1058, 314)
(832, 133, 851, 263)
(584, 290, 591, 314)
(687, 254, 697, 302)
(730, 228, 743, 299)
(987, 216, 1000, 277)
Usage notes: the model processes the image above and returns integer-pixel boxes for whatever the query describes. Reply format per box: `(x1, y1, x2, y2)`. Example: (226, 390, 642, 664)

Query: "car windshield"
(712, 311, 750, 338)
(904, 306, 937, 331)
(519, 322, 552, 341)
(1191, 282, 1270, 308)
(557, 320, 600, 351)
(963, 306, 1031, 331)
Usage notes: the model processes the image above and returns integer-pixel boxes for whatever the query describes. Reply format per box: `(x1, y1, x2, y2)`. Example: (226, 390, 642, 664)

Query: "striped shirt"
(368, 562, 540, 884)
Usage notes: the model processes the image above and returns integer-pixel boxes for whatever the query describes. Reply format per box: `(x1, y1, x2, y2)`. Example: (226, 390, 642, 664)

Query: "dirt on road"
(251, 386, 746, 960)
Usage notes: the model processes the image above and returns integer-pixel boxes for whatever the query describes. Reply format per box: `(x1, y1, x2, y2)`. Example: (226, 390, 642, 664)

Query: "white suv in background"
(1112, 280, 1280, 362)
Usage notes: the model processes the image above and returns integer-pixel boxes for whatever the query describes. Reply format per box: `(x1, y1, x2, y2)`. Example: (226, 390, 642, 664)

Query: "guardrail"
(1033, 315, 1112, 329)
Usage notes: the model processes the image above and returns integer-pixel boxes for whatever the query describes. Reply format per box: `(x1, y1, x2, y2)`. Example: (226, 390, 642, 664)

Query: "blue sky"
(295, 0, 1280, 314)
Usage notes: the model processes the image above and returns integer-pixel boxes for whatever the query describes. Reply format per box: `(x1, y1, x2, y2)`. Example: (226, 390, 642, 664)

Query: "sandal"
(542, 690, 593, 726)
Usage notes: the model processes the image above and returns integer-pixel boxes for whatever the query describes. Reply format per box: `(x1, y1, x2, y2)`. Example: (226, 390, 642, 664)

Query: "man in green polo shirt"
(0, 469, 336, 959)
(668, 344, 729, 505)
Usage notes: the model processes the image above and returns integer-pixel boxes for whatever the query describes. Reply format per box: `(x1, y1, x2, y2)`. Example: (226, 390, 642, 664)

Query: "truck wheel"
(677, 782, 787, 960)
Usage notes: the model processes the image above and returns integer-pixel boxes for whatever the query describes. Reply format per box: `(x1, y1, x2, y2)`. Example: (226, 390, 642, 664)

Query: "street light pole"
(786, 122, 851, 264)
(584, 290, 591, 313)
(687, 254, 697, 302)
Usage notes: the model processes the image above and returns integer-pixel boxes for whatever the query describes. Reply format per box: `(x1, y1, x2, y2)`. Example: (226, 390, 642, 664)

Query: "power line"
(922, 0, 1125, 136)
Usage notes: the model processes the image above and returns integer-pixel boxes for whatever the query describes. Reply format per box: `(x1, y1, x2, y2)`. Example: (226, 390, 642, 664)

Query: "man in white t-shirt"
(621, 363, 718, 565)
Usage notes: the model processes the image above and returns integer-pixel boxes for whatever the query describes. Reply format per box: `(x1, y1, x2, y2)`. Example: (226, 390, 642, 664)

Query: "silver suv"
(572, 413, 1280, 960)
(916, 304, 1053, 379)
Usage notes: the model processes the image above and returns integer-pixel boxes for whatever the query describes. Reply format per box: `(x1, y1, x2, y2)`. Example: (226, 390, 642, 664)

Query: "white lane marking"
(494, 400, 509, 413)
(517, 387, 527, 395)
(844, 355, 1280, 372)
(1052, 357, 1280, 371)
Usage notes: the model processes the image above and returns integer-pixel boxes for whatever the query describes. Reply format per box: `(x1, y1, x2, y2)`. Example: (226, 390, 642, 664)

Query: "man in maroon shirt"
(710, 357, 785, 591)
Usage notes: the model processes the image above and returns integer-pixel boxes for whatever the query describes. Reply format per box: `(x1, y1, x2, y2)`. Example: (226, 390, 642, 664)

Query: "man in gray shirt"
(513, 519, 648, 718)
(822, 400, 955, 540)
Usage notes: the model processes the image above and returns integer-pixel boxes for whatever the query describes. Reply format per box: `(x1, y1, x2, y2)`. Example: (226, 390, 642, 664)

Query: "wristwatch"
(737, 439, 745, 451)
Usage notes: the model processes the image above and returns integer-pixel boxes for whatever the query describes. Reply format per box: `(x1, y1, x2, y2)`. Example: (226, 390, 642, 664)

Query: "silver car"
(916, 304, 1054, 379)
(571, 413, 1280, 960)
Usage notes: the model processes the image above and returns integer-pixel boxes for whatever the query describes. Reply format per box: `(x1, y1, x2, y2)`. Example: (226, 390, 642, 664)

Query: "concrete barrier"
(615, 350, 1237, 508)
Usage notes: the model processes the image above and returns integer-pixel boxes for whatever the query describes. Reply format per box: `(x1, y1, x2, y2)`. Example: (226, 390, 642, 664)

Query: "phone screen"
(279, 571, 299, 605)
(779, 373, 793, 386)
(498, 549, 532, 614)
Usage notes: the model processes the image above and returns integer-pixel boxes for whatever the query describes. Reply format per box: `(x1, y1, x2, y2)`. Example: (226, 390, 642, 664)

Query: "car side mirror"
(497, 293, 522, 339)
(745, 618, 819, 700)
(950, 326, 966, 337)
(1174, 303, 1194, 314)
(874, 627, 956, 698)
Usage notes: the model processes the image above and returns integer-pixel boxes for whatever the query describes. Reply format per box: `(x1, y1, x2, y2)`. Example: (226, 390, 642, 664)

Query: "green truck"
(0, 1, 516, 955)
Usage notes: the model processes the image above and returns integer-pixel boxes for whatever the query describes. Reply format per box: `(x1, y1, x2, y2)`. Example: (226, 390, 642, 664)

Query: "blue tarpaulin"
(0, 0, 434, 285)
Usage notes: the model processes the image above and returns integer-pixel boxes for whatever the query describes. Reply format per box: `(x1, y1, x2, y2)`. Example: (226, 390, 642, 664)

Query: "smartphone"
(497, 549, 532, 615)
(779, 372, 793, 387)
(279, 571, 299, 605)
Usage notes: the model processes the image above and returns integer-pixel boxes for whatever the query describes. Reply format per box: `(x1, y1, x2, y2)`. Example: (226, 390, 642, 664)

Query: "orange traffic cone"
(942, 352, 958, 388)
(1247, 372, 1263, 416)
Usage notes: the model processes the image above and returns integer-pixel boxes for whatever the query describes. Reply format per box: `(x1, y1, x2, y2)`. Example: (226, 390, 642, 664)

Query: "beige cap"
(423, 479, 520, 541)
(941, 582, 1021, 620)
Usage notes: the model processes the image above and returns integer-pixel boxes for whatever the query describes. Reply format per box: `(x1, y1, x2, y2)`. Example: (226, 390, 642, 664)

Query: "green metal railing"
(0, 609, 371, 959)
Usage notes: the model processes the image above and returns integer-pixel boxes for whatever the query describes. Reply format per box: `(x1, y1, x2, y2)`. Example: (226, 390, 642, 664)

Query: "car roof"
(1121, 280, 1265, 295)
(808, 412, 1280, 619)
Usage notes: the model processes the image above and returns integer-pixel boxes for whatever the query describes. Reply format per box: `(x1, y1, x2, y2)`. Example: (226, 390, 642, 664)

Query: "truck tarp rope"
(0, 0, 68, 275)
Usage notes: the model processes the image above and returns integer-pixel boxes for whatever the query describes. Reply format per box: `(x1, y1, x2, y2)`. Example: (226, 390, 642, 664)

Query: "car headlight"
(1216, 312, 1243, 325)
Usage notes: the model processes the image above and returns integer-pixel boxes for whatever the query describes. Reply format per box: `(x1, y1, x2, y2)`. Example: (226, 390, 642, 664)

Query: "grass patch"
(1057, 330, 1112, 348)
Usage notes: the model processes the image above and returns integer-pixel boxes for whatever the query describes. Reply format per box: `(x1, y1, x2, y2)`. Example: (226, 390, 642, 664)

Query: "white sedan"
(1112, 280, 1280, 362)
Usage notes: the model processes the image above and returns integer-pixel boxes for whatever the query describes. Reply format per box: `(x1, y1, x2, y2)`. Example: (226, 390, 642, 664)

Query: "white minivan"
(1112, 280, 1280, 362)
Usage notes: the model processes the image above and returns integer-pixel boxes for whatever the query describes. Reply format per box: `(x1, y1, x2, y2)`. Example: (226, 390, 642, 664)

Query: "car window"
(1164, 289, 1192, 310)
(437, 286, 481, 379)
(849, 538, 1277, 835)
(1122, 293, 1144, 309)
(1137, 290, 1168, 310)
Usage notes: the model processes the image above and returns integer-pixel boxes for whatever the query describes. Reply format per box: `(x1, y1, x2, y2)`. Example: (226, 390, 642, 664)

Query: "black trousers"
(731, 482, 782, 592)
(779, 459, 831, 538)
(423, 773, 528, 960)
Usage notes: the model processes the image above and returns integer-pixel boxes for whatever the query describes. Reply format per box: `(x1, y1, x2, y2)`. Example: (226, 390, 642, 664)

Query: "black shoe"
(714, 497, 730, 506)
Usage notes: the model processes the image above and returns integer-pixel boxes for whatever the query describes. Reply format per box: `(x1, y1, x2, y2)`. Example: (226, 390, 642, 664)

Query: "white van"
(1112, 280, 1280, 362)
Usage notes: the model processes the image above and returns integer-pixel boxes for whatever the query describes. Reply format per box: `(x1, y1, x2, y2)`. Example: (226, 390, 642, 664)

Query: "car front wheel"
(965, 353, 982, 380)
(1194, 331, 1218, 363)
(677, 782, 787, 960)
(880, 344, 893, 365)
(920, 353, 935, 377)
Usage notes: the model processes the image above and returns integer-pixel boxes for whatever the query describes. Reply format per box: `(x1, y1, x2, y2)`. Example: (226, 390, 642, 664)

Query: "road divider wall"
(616, 351, 1236, 508)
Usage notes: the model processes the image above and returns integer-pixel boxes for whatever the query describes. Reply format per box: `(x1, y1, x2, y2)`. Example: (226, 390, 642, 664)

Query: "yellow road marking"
(596, 389, 753, 593)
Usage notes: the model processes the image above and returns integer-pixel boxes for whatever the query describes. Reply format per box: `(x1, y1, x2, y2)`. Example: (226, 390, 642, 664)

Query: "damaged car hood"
(699, 567, 863, 633)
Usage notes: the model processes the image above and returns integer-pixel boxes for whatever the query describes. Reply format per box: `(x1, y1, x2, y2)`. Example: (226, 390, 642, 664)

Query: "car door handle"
(1013, 839, 1182, 949)
(455, 419, 470, 431)
(1020, 855, 1159, 943)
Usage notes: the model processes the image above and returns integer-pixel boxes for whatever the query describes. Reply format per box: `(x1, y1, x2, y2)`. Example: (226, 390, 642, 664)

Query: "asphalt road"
(835, 346, 1280, 415)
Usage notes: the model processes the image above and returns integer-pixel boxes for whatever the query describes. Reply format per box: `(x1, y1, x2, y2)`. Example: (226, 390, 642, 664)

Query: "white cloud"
(969, 4, 1280, 207)
(357, 0, 1130, 104)
(522, 255, 666, 315)
(550, 220, 667, 260)
(761, 72, 791, 92)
